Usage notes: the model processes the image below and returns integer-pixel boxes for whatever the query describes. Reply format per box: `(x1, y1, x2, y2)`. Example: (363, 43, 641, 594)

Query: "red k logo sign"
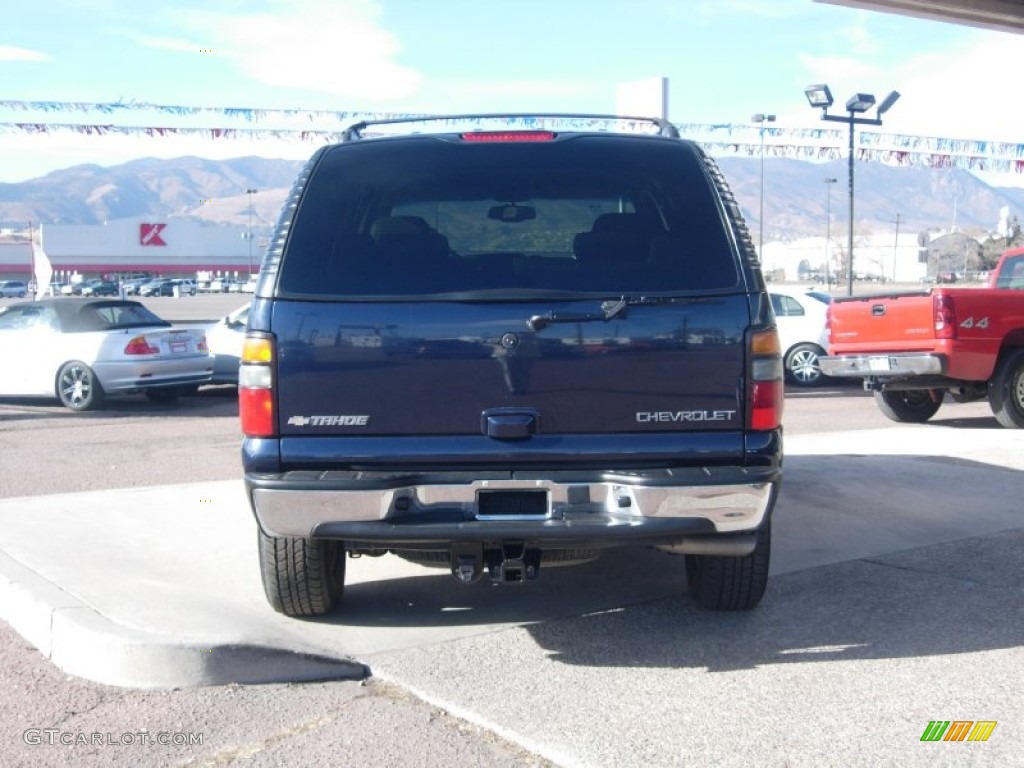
(140, 223, 167, 246)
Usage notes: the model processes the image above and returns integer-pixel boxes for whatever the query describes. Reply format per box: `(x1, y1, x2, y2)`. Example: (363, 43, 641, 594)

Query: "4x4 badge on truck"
(287, 415, 370, 427)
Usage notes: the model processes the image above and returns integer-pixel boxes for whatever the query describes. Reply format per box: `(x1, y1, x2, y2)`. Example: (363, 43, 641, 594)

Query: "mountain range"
(2, 153, 1022, 243)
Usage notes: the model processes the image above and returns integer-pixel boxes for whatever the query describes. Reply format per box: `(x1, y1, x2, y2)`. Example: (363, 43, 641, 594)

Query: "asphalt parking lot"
(0, 294, 1021, 766)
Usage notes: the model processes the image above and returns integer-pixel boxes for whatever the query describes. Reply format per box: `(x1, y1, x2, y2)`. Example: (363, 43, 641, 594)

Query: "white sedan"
(0, 298, 213, 410)
(204, 303, 249, 384)
(768, 286, 831, 387)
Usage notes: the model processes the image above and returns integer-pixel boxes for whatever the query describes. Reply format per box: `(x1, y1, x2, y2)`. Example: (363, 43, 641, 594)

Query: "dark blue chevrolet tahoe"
(241, 114, 783, 617)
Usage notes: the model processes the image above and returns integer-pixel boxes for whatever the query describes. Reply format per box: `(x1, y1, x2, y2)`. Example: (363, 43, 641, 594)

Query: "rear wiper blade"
(526, 296, 630, 331)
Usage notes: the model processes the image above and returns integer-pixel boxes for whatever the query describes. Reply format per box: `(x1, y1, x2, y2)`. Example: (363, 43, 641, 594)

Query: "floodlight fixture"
(877, 90, 901, 116)
(845, 93, 876, 113)
(804, 84, 833, 109)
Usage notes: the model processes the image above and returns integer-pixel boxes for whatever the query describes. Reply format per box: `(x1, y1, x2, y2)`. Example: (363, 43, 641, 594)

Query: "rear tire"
(258, 529, 345, 617)
(685, 522, 771, 610)
(784, 343, 826, 387)
(988, 348, 1024, 428)
(873, 389, 941, 423)
(56, 361, 104, 411)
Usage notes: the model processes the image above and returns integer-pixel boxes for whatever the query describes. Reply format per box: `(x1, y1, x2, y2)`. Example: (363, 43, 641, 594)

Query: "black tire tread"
(685, 522, 771, 611)
(258, 530, 344, 617)
(988, 348, 1024, 429)
(873, 389, 942, 423)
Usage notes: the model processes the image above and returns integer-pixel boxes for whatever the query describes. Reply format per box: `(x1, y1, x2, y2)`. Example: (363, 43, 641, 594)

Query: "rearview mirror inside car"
(488, 204, 536, 223)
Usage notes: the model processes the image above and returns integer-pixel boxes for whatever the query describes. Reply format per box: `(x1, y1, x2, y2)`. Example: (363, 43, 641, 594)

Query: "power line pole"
(892, 212, 901, 283)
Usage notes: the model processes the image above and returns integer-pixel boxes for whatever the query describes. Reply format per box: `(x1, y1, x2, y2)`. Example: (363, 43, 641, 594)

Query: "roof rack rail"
(341, 113, 680, 142)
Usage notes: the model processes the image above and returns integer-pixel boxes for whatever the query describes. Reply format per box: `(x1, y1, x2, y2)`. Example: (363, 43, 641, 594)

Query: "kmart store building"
(1, 217, 259, 283)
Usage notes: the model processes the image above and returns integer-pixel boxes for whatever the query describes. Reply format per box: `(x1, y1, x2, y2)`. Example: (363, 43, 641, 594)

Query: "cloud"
(888, 34, 1020, 140)
(136, 36, 206, 55)
(797, 53, 880, 89)
(0, 45, 49, 62)
(792, 31, 1020, 148)
(166, 0, 421, 101)
(838, 12, 881, 57)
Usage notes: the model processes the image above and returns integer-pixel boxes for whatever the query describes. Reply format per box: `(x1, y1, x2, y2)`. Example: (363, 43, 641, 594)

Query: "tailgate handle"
(482, 409, 538, 439)
(871, 304, 886, 316)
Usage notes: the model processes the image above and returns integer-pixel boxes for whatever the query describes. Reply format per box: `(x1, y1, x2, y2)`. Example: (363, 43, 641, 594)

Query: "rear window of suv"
(278, 134, 740, 297)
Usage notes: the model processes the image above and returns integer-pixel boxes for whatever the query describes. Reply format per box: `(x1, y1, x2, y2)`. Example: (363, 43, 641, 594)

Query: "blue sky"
(1, 0, 1021, 185)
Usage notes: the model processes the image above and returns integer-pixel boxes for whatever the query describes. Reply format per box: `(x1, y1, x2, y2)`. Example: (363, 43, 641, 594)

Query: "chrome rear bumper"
(820, 353, 944, 377)
(248, 469, 779, 544)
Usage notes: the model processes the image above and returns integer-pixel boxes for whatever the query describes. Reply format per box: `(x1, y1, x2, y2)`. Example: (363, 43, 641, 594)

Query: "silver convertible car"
(0, 298, 213, 411)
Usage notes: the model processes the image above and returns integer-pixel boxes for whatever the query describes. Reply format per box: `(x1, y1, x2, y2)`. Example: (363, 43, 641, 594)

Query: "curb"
(0, 550, 367, 688)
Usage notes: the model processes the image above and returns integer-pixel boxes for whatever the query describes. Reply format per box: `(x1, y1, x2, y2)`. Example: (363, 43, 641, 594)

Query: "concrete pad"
(0, 425, 1021, 694)
(369, 529, 1024, 767)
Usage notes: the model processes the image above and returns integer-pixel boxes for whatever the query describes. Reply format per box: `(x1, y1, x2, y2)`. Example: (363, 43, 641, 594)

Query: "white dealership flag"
(32, 237, 53, 301)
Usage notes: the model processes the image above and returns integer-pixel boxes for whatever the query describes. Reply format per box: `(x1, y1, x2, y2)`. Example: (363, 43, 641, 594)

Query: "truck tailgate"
(272, 297, 748, 455)
(828, 291, 935, 354)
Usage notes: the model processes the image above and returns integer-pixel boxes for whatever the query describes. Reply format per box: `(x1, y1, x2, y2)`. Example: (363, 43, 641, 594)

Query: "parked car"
(204, 303, 249, 384)
(80, 280, 120, 297)
(0, 280, 29, 298)
(70, 279, 105, 296)
(139, 278, 173, 297)
(148, 279, 196, 297)
(769, 286, 831, 387)
(209, 277, 240, 293)
(241, 113, 783, 618)
(121, 277, 152, 296)
(0, 298, 213, 411)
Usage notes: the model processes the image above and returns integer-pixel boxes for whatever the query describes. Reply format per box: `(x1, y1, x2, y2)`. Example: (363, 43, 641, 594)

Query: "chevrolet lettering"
(240, 113, 784, 619)
(637, 410, 737, 423)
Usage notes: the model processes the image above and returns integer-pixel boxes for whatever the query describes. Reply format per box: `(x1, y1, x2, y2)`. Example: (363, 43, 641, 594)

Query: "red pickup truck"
(820, 246, 1024, 427)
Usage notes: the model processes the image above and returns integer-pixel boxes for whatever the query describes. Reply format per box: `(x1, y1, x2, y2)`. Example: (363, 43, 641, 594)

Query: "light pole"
(805, 84, 899, 296)
(246, 188, 258, 278)
(891, 212, 901, 283)
(752, 113, 776, 255)
(824, 177, 837, 288)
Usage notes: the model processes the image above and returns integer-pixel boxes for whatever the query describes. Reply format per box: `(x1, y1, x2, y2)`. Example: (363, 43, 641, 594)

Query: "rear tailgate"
(828, 291, 935, 354)
(273, 297, 749, 469)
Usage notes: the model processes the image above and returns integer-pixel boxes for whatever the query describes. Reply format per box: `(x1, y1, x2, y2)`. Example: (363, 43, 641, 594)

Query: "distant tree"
(926, 231, 982, 276)
(979, 215, 1023, 268)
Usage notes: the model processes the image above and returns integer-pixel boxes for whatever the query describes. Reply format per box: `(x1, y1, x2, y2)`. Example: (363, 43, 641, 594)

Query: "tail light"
(749, 328, 783, 431)
(824, 305, 834, 352)
(239, 334, 276, 437)
(124, 336, 159, 355)
(933, 292, 957, 339)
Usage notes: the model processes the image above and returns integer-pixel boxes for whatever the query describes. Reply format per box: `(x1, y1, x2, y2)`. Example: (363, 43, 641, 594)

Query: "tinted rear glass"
(66, 302, 170, 332)
(279, 135, 740, 297)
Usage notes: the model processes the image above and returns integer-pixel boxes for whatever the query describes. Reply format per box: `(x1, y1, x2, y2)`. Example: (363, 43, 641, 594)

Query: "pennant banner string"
(1, 114, 1022, 173)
